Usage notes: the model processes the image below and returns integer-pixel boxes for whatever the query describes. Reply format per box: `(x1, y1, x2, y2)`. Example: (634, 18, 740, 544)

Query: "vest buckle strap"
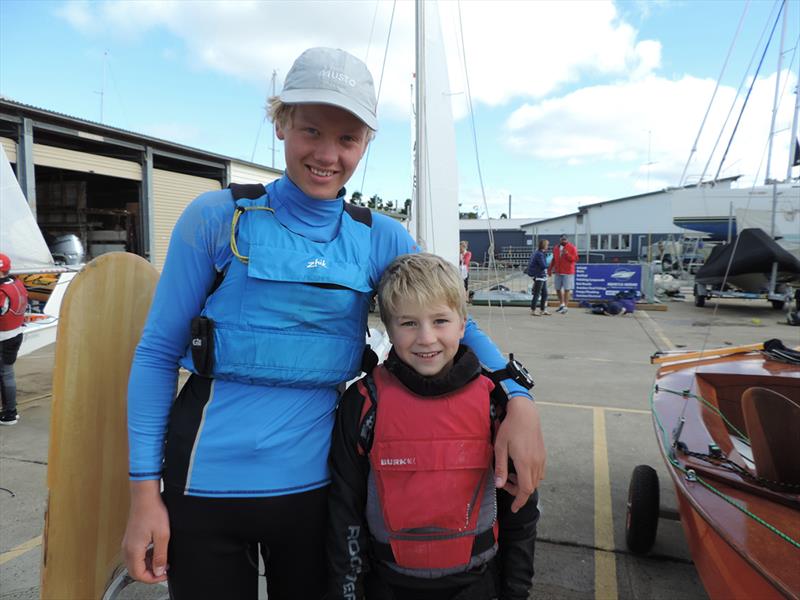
(371, 527, 496, 565)
(190, 316, 214, 377)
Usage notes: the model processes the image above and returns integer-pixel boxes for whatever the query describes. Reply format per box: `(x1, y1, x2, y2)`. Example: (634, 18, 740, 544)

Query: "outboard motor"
(49, 234, 85, 266)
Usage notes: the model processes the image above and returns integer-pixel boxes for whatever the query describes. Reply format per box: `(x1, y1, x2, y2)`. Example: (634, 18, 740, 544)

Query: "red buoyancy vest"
(365, 366, 496, 571)
(0, 278, 28, 332)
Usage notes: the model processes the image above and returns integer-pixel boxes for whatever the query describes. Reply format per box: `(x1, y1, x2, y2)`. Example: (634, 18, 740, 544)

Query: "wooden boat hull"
(652, 351, 800, 599)
(672, 477, 787, 600)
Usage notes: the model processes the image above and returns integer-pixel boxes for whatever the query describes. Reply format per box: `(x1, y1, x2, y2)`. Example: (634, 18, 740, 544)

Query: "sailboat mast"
(414, 0, 426, 250)
(765, 0, 788, 189)
(787, 36, 800, 181)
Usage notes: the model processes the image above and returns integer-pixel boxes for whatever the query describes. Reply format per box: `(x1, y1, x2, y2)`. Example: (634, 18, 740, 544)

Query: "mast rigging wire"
(714, 0, 785, 182)
(455, 2, 497, 274)
(679, 1, 751, 187)
(699, 0, 782, 185)
(358, 0, 397, 199)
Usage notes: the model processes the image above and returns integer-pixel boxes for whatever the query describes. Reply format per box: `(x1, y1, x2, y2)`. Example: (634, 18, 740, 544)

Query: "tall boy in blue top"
(123, 47, 545, 599)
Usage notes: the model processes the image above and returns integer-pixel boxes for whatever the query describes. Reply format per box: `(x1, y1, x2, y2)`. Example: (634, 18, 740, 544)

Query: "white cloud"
(504, 70, 799, 190)
(55, 1, 97, 34)
(56, 0, 661, 119)
(457, 185, 602, 220)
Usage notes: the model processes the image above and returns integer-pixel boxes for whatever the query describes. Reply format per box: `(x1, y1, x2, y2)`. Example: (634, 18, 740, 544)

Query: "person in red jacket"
(328, 253, 538, 600)
(548, 234, 578, 314)
(0, 253, 28, 425)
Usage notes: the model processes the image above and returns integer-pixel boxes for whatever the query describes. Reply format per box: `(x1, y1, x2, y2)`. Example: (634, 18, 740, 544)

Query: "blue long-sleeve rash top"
(128, 175, 532, 497)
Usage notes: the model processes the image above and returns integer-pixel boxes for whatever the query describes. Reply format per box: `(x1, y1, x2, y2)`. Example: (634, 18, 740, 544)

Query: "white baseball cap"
(280, 47, 378, 130)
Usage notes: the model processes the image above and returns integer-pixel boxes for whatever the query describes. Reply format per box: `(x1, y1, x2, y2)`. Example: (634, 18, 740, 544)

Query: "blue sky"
(1, 0, 798, 219)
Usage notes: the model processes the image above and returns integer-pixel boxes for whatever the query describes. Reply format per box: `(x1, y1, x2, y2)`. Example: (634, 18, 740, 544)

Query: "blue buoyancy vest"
(179, 186, 373, 387)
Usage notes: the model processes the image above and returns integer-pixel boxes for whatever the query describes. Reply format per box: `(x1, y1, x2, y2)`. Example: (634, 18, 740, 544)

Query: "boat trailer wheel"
(626, 465, 660, 555)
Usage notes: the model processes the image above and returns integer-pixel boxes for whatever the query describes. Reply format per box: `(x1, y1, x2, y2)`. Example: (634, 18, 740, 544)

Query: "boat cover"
(695, 228, 800, 285)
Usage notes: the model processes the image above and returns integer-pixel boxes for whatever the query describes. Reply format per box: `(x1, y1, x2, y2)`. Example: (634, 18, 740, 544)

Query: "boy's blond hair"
(268, 96, 376, 142)
(378, 253, 467, 326)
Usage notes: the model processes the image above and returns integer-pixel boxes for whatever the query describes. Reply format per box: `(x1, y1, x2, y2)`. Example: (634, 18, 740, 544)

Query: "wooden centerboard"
(41, 253, 159, 599)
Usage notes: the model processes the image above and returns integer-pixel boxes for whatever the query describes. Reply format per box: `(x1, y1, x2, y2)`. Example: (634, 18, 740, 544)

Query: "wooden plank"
(41, 253, 158, 599)
(651, 343, 764, 365)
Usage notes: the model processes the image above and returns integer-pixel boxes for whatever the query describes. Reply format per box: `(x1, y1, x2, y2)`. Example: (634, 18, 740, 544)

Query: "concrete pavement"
(1, 294, 797, 599)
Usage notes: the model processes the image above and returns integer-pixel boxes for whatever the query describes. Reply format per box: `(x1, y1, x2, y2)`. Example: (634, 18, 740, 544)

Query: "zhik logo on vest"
(306, 258, 328, 269)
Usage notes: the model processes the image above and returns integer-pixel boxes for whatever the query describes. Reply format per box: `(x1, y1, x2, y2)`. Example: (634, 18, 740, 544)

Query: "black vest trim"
(228, 183, 267, 200)
(343, 202, 372, 227)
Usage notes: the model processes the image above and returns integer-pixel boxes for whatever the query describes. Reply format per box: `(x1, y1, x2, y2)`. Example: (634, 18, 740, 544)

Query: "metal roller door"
(0, 137, 16, 163)
(229, 161, 281, 186)
(151, 169, 221, 270)
(32, 143, 141, 180)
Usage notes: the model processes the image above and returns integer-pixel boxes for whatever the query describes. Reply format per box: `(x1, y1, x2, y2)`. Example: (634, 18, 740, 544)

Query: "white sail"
(0, 145, 55, 274)
(412, 0, 460, 267)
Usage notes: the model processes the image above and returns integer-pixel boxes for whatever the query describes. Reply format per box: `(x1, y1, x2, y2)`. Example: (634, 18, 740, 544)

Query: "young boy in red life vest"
(327, 253, 539, 600)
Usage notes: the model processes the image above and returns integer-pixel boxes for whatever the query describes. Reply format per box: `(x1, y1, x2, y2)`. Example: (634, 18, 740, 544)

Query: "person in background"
(0, 253, 28, 426)
(525, 239, 550, 316)
(123, 47, 545, 599)
(548, 234, 578, 314)
(459, 240, 472, 293)
(328, 254, 538, 600)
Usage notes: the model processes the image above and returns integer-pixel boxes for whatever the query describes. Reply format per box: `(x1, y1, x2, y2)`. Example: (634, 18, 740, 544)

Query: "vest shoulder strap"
(357, 374, 378, 456)
(343, 202, 372, 227)
(228, 183, 267, 201)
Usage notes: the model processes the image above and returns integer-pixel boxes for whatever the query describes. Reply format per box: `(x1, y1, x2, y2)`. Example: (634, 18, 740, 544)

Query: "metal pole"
(765, 0, 788, 185)
(415, 0, 426, 248)
(727, 201, 733, 243)
(508, 194, 511, 218)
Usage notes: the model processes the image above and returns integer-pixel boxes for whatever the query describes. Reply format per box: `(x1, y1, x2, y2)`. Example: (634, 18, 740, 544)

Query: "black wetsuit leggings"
(163, 486, 328, 600)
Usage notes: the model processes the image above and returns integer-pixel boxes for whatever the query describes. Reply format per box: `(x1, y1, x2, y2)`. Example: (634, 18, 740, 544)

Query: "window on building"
(620, 234, 631, 250)
(591, 234, 599, 250)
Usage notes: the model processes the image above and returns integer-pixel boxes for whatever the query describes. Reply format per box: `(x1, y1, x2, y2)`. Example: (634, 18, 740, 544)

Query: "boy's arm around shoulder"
(464, 320, 545, 513)
(327, 378, 373, 600)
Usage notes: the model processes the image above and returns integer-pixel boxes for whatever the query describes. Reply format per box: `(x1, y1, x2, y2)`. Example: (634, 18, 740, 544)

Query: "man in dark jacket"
(525, 240, 550, 316)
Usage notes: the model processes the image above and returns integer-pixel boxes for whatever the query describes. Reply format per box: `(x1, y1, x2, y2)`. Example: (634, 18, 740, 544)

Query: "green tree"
(349, 191, 363, 206)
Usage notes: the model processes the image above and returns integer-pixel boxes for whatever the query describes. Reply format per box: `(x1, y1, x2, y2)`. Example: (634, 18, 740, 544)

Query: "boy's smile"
(387, 301, 466, 378)
(276, 104, 370, 200)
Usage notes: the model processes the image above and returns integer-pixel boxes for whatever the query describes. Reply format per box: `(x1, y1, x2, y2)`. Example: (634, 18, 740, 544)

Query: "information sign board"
(574, 264, 642, 300)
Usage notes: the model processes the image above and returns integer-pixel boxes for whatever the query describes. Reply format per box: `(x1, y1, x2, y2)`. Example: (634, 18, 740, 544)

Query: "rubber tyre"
(694, 294, 706, 307)
(771, 300, 784, 310)
(626, 465, 660, 555)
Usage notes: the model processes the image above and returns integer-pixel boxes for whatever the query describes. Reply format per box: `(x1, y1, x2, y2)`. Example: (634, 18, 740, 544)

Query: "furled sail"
(411, 0, 460, 267)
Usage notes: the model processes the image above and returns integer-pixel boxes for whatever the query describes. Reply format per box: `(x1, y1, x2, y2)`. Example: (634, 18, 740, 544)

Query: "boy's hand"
(494, 397, 546, 513)
(122, 480, 170, 583)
